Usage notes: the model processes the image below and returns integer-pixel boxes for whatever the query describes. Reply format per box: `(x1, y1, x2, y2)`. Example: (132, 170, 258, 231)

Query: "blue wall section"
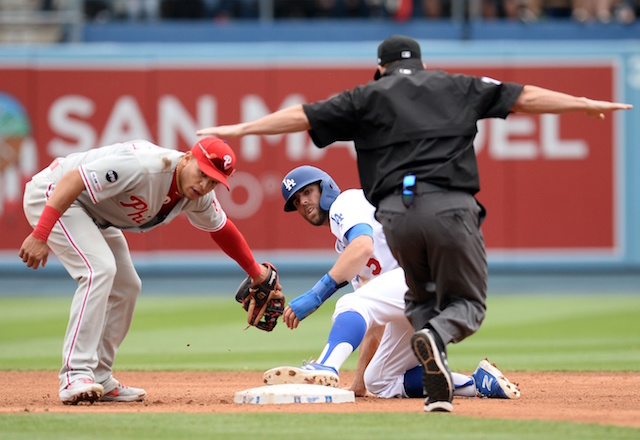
(625, 55, 640, 266)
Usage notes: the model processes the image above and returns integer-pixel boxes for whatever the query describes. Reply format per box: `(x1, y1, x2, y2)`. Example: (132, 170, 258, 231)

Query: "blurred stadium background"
(0, 0, 639, 296)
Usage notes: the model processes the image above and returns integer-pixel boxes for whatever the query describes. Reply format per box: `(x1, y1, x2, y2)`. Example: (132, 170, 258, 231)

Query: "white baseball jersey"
(42, 140, 227, 232)
(325, 189, 470, 398)
(329, 189, 399, 290)
(323, 189, 413, 397)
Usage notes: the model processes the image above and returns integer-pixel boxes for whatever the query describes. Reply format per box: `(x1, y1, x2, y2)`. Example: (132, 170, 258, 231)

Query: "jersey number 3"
(366, 258, 382, 276)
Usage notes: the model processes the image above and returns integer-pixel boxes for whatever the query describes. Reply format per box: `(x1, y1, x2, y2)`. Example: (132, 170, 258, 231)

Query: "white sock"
(452, 372, 476, 397)
(318, 342, 354, 372)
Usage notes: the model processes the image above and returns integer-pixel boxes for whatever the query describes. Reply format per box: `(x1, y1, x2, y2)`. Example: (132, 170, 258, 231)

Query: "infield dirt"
(1, 371, 638, 428)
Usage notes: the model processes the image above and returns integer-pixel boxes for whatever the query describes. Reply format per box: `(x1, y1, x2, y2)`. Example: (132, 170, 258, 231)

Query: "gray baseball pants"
(375, 187, 487, 346)
(23, 172, 142, 392)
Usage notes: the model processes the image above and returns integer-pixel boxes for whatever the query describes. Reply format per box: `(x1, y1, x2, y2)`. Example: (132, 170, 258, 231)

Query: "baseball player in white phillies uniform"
(19, 137, 273, 405)
(264, 166, 520, 400)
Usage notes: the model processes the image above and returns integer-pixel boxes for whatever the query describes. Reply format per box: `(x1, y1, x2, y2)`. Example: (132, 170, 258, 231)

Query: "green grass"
(1, 293, 639, 439)
(448, 293, 640, 372)
(2, 293, 638, 373)
(1, 413, 638, 440)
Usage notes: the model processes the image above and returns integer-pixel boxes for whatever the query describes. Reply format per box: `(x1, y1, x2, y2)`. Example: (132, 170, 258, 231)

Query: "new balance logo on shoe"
(482, 375, 494, 391)
(472, 359, 521, 399)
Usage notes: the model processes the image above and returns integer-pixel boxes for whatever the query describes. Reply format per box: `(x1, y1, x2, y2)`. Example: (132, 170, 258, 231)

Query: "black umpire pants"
(375, 185, 487, 346)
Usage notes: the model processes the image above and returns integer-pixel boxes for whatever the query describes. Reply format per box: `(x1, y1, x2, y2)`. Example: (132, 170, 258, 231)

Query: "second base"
(234, 383, 355, 405)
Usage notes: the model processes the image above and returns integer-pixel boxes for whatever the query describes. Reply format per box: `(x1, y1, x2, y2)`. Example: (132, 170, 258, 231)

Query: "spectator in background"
(201, 0, 233, 19)
(80, 0, 635, 21)
(537, 0, 573, 18)
(479, 0, 507, 18)
(313, 0, 340, 17)
(84, 0, 161, 20)
(501, 0, 540, 20)
(227, 0, 259, 18)
(310, 0, 382, 18)
(274, 0, 315, 18)
(501, 0, 632, 21)
(84, 0, 111, 20)
(571, 0, 617, 20)
(160, 0, 205, 18)
(301, 0, 389, 19)
(615, 0, 637, 21)
(417, 0, 449, 18)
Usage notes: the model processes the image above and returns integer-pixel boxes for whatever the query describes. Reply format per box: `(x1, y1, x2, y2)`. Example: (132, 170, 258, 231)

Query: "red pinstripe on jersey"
(78, 166, 99, 204)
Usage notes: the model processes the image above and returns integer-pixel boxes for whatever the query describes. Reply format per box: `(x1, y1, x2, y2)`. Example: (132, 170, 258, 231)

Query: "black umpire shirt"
(302, 59, 524, 207)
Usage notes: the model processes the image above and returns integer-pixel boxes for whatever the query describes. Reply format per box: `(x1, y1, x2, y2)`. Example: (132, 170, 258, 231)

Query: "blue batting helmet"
(281, 166, 340, 212)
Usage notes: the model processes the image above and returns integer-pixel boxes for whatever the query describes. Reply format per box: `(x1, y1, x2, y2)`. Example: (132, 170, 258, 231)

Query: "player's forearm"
(512, 85, 633, 118)
(198, 105, 311, 138)
(210, 220, 262, 279)
(512, 85, 591, 115)
(240, 105, 311, 135)
(351, 325, 384, 396)
(31, 169, 85, 242)
(328, 235, 374, 284)
(46, 169, 86, 214)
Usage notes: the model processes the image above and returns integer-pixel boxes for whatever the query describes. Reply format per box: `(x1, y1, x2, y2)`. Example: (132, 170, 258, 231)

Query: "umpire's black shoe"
(411, 328, 454, 412)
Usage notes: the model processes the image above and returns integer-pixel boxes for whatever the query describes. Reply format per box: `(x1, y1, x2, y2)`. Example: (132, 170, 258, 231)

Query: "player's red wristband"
(32, 205, 62, 243)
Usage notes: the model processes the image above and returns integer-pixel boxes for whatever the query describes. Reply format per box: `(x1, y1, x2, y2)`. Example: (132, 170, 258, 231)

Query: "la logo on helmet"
(282, 178, 296, 192)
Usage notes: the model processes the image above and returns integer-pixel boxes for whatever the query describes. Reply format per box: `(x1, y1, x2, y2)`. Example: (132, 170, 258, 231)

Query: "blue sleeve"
(344, 223, 373, 244)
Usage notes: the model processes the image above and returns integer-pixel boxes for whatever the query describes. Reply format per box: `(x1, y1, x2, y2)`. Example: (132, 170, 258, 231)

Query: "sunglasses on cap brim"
(198, 143, 235, 178)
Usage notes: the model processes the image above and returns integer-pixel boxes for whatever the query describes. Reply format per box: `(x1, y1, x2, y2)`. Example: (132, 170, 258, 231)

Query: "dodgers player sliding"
(19, 138, 271, 405)
(264, 166, 520, 400)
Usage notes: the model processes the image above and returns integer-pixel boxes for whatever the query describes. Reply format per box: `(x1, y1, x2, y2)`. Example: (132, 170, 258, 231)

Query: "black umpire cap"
(374, 35, 422, 80)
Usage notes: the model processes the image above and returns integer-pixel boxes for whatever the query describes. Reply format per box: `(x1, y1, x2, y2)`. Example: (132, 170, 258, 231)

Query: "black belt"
(398, 176, 445, 208)
(393, 181, 444, 194)
(413, 181, 444, 193)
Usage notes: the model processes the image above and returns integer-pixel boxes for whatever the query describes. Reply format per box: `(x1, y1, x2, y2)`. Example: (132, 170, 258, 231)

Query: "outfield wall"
(0, 38, 639, 280)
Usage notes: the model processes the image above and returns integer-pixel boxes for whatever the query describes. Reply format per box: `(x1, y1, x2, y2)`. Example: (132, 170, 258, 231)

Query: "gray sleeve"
(470, 77, 524, 119)
(78, 153, 143, 204)
(303, 90, 358, 147)
(184, 191, 227, 232)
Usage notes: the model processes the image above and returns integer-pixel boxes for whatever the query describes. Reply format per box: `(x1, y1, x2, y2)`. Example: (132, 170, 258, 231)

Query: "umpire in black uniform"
(197, 35, 632, 412)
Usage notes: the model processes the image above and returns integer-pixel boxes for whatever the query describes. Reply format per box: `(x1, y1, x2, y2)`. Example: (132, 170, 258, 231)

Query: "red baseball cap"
(191, 137, 236, 190)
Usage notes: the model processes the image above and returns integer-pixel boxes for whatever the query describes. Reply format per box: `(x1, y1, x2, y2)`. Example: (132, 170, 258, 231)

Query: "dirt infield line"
(1, 371, 638, 428)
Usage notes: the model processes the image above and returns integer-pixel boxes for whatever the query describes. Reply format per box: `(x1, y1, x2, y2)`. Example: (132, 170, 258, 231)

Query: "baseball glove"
(235, 262, 285, 332)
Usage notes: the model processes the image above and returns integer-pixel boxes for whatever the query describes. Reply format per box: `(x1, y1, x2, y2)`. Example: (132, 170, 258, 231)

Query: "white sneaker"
(59, 378, 104, 405)
(264, 361, 339, 387)
(99, 377, 147, 402)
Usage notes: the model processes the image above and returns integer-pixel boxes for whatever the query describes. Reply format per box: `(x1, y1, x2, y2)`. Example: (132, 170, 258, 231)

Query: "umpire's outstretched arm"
(197, 104, 310, 138)
(511, 85, 633, 119)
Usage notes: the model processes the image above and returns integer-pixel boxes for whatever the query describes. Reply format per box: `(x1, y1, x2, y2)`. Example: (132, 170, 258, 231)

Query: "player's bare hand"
(347, 383, 375, 398)
(282, 306, 300, 329)
(196, 124, 245, 138)
(585, 100, 633, 120)
(18, 234, 49, 269)
(348, 381, 368, 397)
